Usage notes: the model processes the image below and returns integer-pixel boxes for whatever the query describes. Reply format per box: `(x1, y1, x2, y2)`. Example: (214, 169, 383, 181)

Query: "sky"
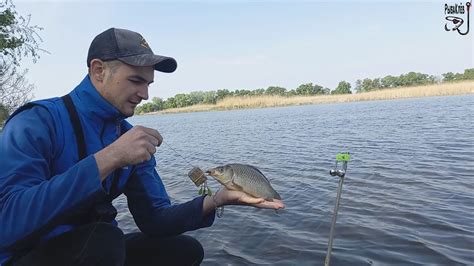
(11, 0, 474, 101)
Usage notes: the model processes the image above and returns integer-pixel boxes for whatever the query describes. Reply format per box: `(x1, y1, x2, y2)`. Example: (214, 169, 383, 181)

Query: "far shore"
(142, 81, 474, 115)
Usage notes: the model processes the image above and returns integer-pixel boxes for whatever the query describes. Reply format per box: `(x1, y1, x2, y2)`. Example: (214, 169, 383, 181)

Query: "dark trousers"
(7, 222, 204, 266)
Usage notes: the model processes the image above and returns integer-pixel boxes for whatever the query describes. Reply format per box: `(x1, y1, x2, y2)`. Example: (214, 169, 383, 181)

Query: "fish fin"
(273, 191, 281, 200)
(229, 180, 244, 191)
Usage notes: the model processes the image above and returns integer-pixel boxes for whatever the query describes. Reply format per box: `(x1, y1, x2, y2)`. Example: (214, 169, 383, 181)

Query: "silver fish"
(206, 164, 281, 200)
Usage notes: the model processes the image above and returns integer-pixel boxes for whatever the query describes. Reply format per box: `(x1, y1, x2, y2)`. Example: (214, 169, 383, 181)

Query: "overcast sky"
(13, 0, 474, 101)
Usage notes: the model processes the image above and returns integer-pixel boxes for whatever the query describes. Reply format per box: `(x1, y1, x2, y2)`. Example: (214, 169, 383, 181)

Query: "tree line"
(135, 68, 474, 114)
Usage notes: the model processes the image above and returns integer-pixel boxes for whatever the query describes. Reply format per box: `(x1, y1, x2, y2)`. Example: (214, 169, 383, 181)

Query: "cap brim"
(118, 54, 177, 73)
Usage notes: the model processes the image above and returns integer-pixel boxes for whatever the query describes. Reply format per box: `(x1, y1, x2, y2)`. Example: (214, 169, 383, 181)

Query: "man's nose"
(137, 86, 149, 100)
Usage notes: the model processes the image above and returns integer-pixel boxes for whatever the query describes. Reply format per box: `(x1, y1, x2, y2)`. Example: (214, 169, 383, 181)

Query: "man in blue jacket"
(0, 28, 284, 266)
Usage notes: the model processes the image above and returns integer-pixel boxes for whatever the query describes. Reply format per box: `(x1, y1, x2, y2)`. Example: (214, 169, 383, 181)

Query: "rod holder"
(325, 152, 350, 266)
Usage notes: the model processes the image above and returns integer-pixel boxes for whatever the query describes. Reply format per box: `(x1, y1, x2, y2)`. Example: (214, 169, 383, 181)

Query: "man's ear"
(89, 59, 106, 83)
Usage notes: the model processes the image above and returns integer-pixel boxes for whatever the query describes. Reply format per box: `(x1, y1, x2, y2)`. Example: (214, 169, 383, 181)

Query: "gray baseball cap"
(87, 28, 177, 73)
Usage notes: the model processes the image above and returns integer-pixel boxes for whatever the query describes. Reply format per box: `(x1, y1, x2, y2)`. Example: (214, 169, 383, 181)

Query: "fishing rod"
(325, 152, 350, 266)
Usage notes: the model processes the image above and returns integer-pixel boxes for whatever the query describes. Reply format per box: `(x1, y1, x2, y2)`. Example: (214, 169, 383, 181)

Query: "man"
(0, 28, 284, 266)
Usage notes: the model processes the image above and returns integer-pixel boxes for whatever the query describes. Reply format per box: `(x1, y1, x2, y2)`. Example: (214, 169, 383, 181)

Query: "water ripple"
(119, 95, 474, 265)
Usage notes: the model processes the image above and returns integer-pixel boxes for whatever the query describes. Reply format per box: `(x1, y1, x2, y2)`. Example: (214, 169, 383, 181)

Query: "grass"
(149, 81, 474, 115)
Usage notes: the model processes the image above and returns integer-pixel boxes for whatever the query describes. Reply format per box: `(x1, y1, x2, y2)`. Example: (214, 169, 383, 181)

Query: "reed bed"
(155, 81, 474, 114)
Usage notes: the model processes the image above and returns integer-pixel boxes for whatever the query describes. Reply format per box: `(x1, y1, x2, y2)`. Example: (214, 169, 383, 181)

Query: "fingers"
(145, 134, 160, 147)
(111, 126, 163, 166)
(241, 195, 285, 210)
(254, 199, 285, 210)
(144, 141, 156, 155)
(240, 194, 265, 204)
(236, 191, 285, 210)
(141, 127, 163, 147)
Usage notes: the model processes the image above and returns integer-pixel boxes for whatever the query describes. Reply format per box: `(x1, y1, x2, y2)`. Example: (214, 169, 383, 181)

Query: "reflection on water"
(113, 95, 474, 265)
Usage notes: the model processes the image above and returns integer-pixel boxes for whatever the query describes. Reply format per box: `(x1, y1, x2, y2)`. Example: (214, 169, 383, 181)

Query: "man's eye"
(129, 80, 141, 84)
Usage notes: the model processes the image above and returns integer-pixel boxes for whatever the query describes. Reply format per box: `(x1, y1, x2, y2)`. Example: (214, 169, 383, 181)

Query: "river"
(114, 94, 474, 265)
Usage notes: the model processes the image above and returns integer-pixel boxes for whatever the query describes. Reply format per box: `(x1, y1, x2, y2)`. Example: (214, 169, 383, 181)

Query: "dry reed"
(154, 81, 474, 114)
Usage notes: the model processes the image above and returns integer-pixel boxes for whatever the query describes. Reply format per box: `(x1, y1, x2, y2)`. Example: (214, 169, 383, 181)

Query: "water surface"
(114, 95, 474, 265)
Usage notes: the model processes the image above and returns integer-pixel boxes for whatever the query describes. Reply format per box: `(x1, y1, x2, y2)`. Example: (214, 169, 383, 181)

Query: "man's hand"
(203, 187, 285, 216)
(109, 125, 163, 166)
(94, 126, 163, 180)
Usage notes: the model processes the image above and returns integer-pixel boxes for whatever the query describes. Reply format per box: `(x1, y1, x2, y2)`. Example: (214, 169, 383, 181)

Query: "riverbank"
(144, 81, 474, 115)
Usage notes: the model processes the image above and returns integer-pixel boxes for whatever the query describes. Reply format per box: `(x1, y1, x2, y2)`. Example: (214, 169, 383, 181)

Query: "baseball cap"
(87, 28, 177, 73)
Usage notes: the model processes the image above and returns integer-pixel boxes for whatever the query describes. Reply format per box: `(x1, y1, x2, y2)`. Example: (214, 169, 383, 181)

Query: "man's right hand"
(94, 126, 163, 180)
(111, 125, 163, 166)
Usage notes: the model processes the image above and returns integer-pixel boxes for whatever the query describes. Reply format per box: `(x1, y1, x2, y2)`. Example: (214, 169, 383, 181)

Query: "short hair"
(87, 59, 123, 77)
(103, 60, 122, 75)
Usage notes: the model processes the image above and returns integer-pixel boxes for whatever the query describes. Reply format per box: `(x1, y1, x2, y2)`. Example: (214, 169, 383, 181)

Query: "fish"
(206, 163, 281, 200)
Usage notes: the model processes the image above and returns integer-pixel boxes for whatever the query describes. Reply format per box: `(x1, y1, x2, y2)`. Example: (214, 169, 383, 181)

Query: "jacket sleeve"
(124, 157, 215, 237)
(0, 106, 106, 250)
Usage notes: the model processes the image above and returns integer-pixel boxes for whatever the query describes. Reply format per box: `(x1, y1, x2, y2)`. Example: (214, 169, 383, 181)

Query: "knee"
(92, 222, 124, 242)
(181, 235, 204, 265)
(81, 222, 125, 265)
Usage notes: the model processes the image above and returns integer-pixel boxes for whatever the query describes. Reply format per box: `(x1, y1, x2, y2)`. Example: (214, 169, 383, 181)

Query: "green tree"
(442, 72, 456, 82)
(332, 81, 352, 94)
(314, 84, 326, 95)
(234, 89, 252, 97)
(174, 93, 192, 108)
(216, 89, 231, 100)
(296, 83, 323, 95)
(253, 88, 265, 96)
(381, 75, 395, 88)
(151, 97, 164, 110)
(463, 68, 474, 80)
(164, 97, 177, 109)
(187, 91, 204, 105)
(286, 89, 297, 96)
(1, 0, 44, 123)
(265, 86, 286, 95)
(355, 78, 377, 93)
(201, 91, 217, 104)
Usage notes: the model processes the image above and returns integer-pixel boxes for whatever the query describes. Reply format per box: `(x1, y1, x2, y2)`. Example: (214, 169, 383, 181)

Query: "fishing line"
(161, 139, 216, 200)
(162, 140, 198, 169)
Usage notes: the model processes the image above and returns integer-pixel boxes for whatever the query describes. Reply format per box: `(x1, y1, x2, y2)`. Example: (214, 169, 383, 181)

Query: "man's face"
(101, 62, 154, 117)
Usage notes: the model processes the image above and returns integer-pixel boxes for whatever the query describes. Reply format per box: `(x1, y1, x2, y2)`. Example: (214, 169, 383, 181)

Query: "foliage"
(295, 83, 327, 95)
(332, 81, 352, 94)
(0, 62, 33, 112)
(462, 68, 474, 80)
(442, 69, 474, 82)
(355, 72, 438, 93)
(1, 0, 44, 124)
(1, 0, 43, 65)
(265, 86, 286, 95)
(136, 68, 474, 114)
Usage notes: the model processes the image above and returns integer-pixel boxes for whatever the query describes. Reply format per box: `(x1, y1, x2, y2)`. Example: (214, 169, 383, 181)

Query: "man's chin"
(119, 107, 134, 117)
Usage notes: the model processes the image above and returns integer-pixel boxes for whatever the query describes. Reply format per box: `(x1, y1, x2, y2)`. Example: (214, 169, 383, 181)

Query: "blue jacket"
(0, 76, 214, 264)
